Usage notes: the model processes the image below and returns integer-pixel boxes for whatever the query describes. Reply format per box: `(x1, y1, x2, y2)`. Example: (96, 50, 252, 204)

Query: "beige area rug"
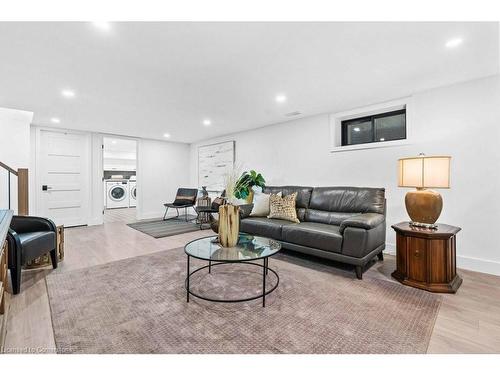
(46, 248, 441, 354)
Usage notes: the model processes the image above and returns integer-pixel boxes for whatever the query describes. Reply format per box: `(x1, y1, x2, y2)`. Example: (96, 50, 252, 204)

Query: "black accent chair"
(163, 188, 198, 221)
(7, 216, 58, 295)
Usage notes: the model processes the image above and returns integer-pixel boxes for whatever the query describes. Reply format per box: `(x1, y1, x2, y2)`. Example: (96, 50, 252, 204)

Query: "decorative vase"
(201, 186, 209, 197)
(245, 190, 254, 204)
(218, 204, 240, 247)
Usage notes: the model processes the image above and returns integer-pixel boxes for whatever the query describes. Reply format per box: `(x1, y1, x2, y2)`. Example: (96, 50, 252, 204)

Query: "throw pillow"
(249, 191, 281, 217)
(268, 192, 300, 223)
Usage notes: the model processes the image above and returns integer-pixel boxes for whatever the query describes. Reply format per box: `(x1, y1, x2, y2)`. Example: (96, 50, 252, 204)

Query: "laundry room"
(103, 137, 137, 223)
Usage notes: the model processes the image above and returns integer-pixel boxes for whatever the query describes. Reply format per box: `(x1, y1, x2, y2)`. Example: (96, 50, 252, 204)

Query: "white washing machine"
(106, 180, 129, 209)
(128, 176, 136, 207)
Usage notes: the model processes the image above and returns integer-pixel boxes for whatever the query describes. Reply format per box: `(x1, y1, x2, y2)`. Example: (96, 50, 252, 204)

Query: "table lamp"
(398, 153, 451, 229)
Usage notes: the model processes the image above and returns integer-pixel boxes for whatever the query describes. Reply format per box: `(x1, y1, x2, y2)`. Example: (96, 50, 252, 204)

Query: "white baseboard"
(383, 242, 500, 276)
(137, 211, 164, 221)
(87, 216, 103, 226)
(456, 255, 500, 276)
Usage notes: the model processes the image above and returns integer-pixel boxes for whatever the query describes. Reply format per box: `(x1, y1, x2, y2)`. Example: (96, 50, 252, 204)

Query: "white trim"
(329, 97, 413, 152)
(137, 210, 164, 221)
(383, 242, 500, 276)
(456, 255, 500, 276)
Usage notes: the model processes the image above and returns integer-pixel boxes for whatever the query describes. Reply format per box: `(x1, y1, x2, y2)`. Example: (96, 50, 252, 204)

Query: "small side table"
(391, 222, 462, 293)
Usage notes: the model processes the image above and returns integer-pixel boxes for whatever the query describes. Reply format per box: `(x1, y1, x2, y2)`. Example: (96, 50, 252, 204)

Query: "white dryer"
(128, 176, 137, 207)
(106, 180, 129, 209)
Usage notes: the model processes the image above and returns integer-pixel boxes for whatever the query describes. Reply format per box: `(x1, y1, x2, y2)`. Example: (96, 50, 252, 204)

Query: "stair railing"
(0, 161, 28, 215)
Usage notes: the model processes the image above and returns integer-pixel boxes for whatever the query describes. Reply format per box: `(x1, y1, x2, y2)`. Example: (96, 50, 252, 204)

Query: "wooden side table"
(391, 222, 462, 293)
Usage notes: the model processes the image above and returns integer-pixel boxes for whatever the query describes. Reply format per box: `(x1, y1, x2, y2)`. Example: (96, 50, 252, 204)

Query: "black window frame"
(341, 109, 406, 146)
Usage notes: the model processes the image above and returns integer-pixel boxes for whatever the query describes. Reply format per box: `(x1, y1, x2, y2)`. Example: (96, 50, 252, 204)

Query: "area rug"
(46, 248, 441, 354)
(127, 217, 199, 238)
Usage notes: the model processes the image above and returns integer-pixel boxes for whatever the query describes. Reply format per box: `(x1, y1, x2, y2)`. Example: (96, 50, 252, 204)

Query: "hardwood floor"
(103, 207, 137, 223)
(2, 221, 500, 353)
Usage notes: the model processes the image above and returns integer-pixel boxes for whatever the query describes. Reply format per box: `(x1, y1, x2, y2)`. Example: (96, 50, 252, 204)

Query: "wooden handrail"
(17, 168, 29, 216)
(0, 161, 17, 176)
(0, 162, 28, 216)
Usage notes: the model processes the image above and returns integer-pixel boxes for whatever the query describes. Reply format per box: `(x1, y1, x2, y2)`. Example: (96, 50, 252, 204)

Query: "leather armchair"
(7, 215, 58, 294)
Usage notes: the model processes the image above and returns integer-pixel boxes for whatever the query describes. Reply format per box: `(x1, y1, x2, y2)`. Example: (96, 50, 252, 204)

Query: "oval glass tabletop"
(184, 233, 281, 262)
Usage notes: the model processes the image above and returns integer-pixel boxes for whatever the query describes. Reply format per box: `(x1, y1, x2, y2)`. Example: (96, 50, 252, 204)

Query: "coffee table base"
(185, 257, 279, 307)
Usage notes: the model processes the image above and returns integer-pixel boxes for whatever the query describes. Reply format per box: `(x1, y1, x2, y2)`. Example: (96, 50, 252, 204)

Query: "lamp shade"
(398, 155, 451, 189)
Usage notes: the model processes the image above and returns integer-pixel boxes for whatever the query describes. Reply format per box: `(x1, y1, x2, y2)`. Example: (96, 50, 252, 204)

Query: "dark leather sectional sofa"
(240, 186, 386, 279)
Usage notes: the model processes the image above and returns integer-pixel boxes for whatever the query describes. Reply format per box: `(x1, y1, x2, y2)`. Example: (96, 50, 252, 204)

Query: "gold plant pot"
(405, 189, 443, 227)
(245, 190, 254, 204)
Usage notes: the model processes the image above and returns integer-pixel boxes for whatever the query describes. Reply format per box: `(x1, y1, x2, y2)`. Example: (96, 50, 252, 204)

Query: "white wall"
(30, 126, 191, 225)
(0, 107, 33, 213)
(190, 75, 500, 275)
(137, 139, 191, 220)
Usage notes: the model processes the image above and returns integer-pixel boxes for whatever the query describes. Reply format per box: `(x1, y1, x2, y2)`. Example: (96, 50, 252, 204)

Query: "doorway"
(36, 128, 90, 227)
(103, 137, 137, 223)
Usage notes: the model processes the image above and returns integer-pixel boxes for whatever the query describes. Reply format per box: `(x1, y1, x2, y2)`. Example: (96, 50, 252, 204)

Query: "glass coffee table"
(184, 233, 281, 307)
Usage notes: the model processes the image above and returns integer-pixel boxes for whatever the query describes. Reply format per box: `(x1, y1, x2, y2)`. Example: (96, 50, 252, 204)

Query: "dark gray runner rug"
(127, 217, 199, 238)
(46, 248, 441, 354)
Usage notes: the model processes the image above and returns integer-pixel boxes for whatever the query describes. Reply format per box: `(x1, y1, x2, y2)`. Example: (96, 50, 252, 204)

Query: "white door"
(37, 129, 90, 227)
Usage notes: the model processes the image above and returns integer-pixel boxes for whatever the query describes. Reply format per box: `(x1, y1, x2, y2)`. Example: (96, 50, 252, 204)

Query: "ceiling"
(103, 137, 137, 153)
(0, 22, 498, 143)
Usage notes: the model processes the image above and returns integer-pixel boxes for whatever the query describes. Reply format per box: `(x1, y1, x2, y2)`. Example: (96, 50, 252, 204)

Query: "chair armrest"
(339, 213, 385, 234)
(6, 228, 22, 269)
(10, 215, 57, 234)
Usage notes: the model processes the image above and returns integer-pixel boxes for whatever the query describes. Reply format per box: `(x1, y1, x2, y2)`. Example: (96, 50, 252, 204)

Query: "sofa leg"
(377, 251, 384, 261)
(50, 249, 58, 269)
(355, 266, 363, 280)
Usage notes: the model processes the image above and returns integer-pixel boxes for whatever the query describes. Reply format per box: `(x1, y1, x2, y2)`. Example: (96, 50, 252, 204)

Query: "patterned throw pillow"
(250, 191, 281, 217)
(268, 192, 300, 223)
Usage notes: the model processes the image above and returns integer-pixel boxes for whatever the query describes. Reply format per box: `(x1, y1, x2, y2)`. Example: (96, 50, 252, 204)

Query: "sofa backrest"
(262, 186, 313, 221)
(305, 187, 385, 225)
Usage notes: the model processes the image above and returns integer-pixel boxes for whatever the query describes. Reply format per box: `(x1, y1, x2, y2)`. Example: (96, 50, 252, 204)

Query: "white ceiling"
(103, 137, 137, 153)
(0, 22, 498, 143)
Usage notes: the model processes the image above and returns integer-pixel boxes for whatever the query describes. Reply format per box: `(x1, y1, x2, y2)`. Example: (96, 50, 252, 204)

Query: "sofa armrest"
(238, 204, 254, 219)
(10, 215, 57, 234)
(339, 213, 385, 234)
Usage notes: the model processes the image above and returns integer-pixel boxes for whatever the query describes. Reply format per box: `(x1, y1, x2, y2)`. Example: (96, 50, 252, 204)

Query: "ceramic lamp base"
(405, 189, 443, 227)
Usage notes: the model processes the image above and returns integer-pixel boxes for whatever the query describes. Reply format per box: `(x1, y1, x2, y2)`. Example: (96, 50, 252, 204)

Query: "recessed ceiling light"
(111, 140, 117, 144)
(275, 94, 287, 103)
(380, 138, 385, 141)
(92, 22, 112, 31)
(353, 127, 360, 132)
(50, 117, 61, 124)
(61, 89, 75, 98)
(203, 119, 212, 126)
(445, 38, 463, 48)
(163, 133, 171, 138)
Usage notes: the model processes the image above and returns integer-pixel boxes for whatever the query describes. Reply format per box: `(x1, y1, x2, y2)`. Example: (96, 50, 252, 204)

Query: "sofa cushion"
(309, 187, 385, 214)
(305, 187, 385, 225)
(263, 186, 313, 221)
(281, 222, 343, 253)
(240, 217, 291, 240)
(18, 231, 56, 262)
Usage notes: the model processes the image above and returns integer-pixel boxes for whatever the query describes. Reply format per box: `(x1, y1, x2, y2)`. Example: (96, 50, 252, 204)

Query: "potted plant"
(234, 170, 266, 203)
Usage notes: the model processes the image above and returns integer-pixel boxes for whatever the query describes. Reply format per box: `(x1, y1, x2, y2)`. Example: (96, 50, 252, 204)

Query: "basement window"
(341, 109, 406, 146)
